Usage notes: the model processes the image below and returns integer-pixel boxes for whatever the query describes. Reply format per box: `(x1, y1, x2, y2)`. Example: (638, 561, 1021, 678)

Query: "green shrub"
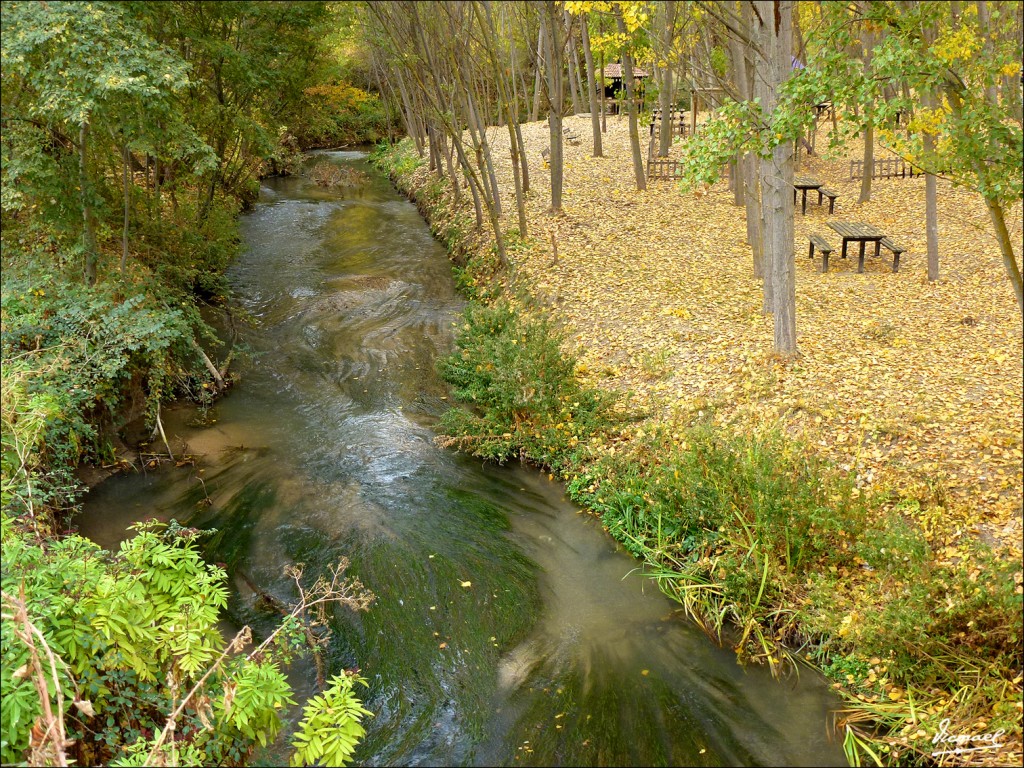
(437, 299, 614, 472)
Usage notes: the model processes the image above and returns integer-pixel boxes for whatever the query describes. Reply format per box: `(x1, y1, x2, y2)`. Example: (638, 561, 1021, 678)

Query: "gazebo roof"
(603, 62, 650, 79)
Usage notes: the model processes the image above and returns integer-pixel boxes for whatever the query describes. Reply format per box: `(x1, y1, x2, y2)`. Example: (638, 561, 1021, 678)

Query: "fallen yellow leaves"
(405, 109, 1022, 600)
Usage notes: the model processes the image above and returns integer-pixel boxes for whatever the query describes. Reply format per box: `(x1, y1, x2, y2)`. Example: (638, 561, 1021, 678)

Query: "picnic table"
(793, 176, 823, 215)
(826, 220, 888, 272)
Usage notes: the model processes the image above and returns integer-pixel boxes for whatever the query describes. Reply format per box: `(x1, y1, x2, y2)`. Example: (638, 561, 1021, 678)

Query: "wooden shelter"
(602, 62, 650, 98)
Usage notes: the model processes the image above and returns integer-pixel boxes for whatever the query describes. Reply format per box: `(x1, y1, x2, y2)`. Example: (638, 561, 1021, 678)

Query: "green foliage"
(1, 269, 192, 476)
(1, 521, 230, 764)
(568, 425, 870, 613)
(1, 520, 373, 766)
(797, 1, 1023, 204)
(371, 137, 424, 183)
(290, 673, 372, 767)
(294, 83, 389, 148)
(437, 299, 615, 472)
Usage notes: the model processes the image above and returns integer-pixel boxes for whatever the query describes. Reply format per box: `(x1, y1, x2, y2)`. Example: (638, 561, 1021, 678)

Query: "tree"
(0, 1, 211, 284)
(755, 0, 797, 355)
(578, 10, 604, 156)
(613, 5, 648, 191)
(541, 0, 568, 212)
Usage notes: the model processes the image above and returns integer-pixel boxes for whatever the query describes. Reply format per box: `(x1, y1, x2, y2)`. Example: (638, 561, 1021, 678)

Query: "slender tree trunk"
(580, 15, 603, 156)
(985, 199, 1024, 313)
(515, 120, 530, 192)
(615, 10, 646, 191)
(976, 1, 999, 105)
(922, 22, 940, 282)
(479, 1, 527, 239)
(542, 2, 565, 212)
(565, 12, 582, 115)
(442, 132, 461, 204)
(460, 151, 484, 230)
(531, 25, 544, 122)
(759, 155, 774, 312)
(571, 29, 587, 118)
(658, 0, 677, 158)
(122, 143, 130, 273)
(746, 152, 764, 279)
(80, 122, 97, 285)
(925, 154, 939, 281)
(858, 28, 875, 204)
(755, 0, 797, 355)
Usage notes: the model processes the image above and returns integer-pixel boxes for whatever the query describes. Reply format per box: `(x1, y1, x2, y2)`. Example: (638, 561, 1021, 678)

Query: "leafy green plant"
(290, 672, 373, 767)
(437, 299, 615, 472)
(1, 520, 375, 766)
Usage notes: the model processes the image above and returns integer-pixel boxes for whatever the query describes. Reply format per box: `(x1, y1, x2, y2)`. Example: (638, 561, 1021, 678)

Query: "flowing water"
(79, 151, 846, 767)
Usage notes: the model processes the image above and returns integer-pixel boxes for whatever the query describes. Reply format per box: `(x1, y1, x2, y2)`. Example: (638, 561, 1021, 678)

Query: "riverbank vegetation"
(367, 2, 1022, 765)
(1, 2, 386, 764)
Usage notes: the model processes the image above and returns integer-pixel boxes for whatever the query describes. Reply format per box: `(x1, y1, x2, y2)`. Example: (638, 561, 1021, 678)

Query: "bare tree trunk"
(565, 12, 582, 115)
(395, 69, 424, 156)
(122, 143, 130, 273)
(976, 1, 999, 105)
(658, 0, 677, 158)
(542, 2, 565, 211)
(746, 152, 764, 278)
(571, 28, 587, 117)
(732, 2, 762, 277)
(441, 132, 461, 204)
(531, 25, 544, 122)
(508, 17, 532, 191)
(759, 154, 774, 313)
(922, 23, 940, 282)
(858, 27, 875, 204)
(479, 1, 527, 238)
(985, 198, 1024, 313)
(615, 9, 646, 191)
(515, 120, 530, 192)
(580, 14, 603, 156)
(755, 0, 797, 355)
(80, 121, 97, 285)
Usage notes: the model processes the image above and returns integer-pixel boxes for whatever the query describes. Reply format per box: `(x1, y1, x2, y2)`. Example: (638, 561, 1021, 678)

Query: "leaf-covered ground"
(454, 113, 1023, 569)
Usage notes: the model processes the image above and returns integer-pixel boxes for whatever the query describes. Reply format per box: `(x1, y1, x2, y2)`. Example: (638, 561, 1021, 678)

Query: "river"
(79, 150, 846, 767)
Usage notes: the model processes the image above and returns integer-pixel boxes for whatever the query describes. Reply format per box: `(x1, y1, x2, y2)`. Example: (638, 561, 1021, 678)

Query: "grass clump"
(567, 424, 872, 658)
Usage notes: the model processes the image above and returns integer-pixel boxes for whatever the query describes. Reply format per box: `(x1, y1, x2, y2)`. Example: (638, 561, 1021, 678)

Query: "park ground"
(477, 113, 1022, 563)
(384, 111, 1023, 765)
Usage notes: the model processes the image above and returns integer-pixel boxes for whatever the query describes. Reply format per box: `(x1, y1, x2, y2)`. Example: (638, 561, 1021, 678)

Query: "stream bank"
(78, 149, 847, 766)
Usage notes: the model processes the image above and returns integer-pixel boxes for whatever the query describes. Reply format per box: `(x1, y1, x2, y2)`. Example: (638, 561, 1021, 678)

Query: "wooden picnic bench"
(826, 220, 904, 273)
(816, 186, 839, 214)
(793, 176, 838, 215)
(878, 236, 907, 272)
(808, 233, 834, 273)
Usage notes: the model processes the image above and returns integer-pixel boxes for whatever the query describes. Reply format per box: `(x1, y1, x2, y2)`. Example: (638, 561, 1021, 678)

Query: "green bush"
(437, 300, 614, 472)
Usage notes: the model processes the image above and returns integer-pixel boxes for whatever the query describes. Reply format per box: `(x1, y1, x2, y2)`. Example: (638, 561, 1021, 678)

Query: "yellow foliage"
(303, 83, 373, 110)
(906, 106, 948, 137)
(932, 26, 981, 65)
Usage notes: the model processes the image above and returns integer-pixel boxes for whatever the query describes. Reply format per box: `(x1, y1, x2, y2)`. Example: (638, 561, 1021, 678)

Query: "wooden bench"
(562, 128, 581, 145)
(878, 236, 906, 272)
(808, 233, 834, 273)
(816, 187, 839, 214)
(541, 147, 550, 164)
